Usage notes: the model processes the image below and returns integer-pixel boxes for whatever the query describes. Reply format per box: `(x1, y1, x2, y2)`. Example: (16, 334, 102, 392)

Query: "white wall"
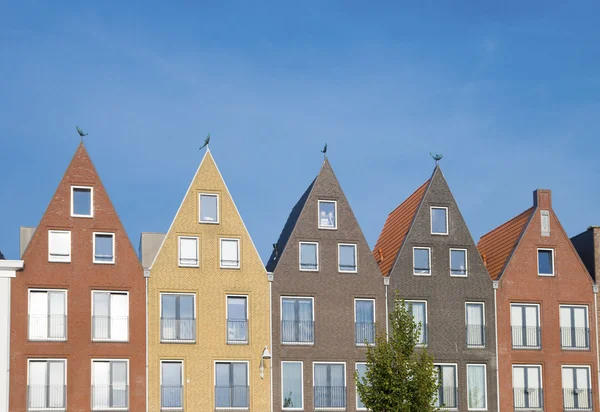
(0, 262, 22, 412)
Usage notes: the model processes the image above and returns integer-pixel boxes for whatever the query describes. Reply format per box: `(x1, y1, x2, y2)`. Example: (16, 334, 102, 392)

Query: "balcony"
(435, 386, 457, 409)
(91, 384, 128, 410)
(28, 315, 67, 341)
(355, 322, 375, 345)
(161, 385, 183, 410)
(227, 320, 248, 344)
(513, 387, 544, 409)
(511, 326, 541, 349)
(27, 385, 66, 410)
(281, 320, 314, 345)
(215, 385, 249, 409)
(314, 386, 346, 409)
(161, 318, 196, 343)
(563, 388, 593, 411)
(92, 316, 129, 342)
(466, 324, 486, 348)
(561, 327, 590, 350)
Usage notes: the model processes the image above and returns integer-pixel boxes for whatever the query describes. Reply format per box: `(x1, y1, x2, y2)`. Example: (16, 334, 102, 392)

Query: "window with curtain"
(355, 299, 375, 345)
(314, 363, 346, 409)
(92, 292, 128, 342)
(562, 366, 591, 410)
(199, 193, 219, 223)
(299, 242, 318, 271)
(560, 305, 589, 349)
(431, 207, 448, 234)
(405, 301, 427, 345)
(282, 362, 303, 409)
(466, 303, 485, 347)
(227, 296, 248, 343)
(28, 360, 66, 409)
(513, 365, 542, 409)
(511, 304, 540, 348)
(281, 298, 314, 344)
(91, 360, 128, 410)
(28, 290, 66, 341)
(338, 244, 357, 272)
(434, 365, 457, 409)
(161, 361, 183, 409)
(413, 247, 430, 275)
(356, 363, 367, 410)
(318, 200, 337, 229)
(48, 230, 71, 262)
(220, 238, 240, 268)
(72, 186, 92, 216)
(215, 362, 249, 408)
(467, 364, 487, 410)
(94, 233, 115, 263)
(161, 294, 196, 342)
(178, 236, 199, 267)
(450, 249, 467, 276)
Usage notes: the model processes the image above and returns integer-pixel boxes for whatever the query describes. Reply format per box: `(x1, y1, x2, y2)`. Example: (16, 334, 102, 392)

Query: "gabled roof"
(0, 250, 5, 260)
(373, 179, 430, 277)
(477, 207, 534, 280)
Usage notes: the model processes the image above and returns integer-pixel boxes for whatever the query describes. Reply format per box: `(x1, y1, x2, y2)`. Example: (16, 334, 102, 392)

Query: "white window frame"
(213, 360, 250, 410)
(91, 290, 130, 342)
(354, 298, 376, 346)
(511, 364, 543, 409)
(93, 232, 115, 264)
(90, 358, 130, 411)
(27, 358, 67, 410)
(159, 292, 197, 343)
(433, 363, 459, 411)
(465, 302, 485, 348)
(537, 248, 555, 276)
(312, 361, 347, 410)
(338, 243, 358, 273)
(299, 242, 319, 272)
(317, 200, 338, 230)
(355, 362, 368, 411)
(198, 193, 220, 224)
(281, 361, 304, 411)
(412, 247, 431, 276)
(280, 296, 315, 345)
(71, 185, 94, 218)
(430, 206, 449, 235)
(510, 303, 541, 349)
(560, 304, 590, 350)
(28, 289, 68, 341)
(466, 363, 488, 411)
(48, 230, 71, 263)
(226, 294, 249, 344)
(178, 236, 199, 268)
(160, 360, 184, 410)
(220, 238, 240, 269)
(405, 300, 428, 347)
(450, 248, 468, 277)
(561, 364, 592, 399)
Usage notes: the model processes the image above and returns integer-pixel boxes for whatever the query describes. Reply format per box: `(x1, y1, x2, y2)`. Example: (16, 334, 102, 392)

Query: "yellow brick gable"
(148, 149, 271, 412)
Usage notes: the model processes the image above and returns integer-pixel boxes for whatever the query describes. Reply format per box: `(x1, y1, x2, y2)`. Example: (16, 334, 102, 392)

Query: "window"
(405, 301, 427, 346)
(220, 238, 240, 269)
(314, 363, 346, 409)
(299, 242, 318, 271)
(28, 290, 66, 341)
(356, 363, 367, 410)
(537, 249, 554, 276)
(71, 186, 93, 217)
(93, 233, 115, 264)
(338, 244, 357, 273)
(91, 360, 128, 410)
(431, 207, 448, 235)
(511, 304, 541, 349)
(161, 361, 183, 410)
(513, 365, 542, 409)
(199, 193, 219, 223)
(281, 297, 314, 344)
(560, 305, 589, 349)
(467, 364, 487, 410)
(562, 366, 592, 410)
(413, 247, 431, 275)
(178, 236, 199, 267)
(466, 303, 485, 348)
(450, 249, 467, 276)
(48, 230, 71, 263)
(355, 299, 375, 345)
(215, 362, 249, 409)
(27, 359, 66, 410)
(541, 210, 550, 236)
(318, 200, 337, 229)
(161, 294, 196, 342)
(92, 291, 129, 342)
(434, 364, 457, 409)
(227, 296, 248, 344)
(282, 361, 303, 410)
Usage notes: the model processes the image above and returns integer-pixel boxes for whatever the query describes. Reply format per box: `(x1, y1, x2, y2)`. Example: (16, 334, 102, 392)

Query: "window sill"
(178, 264, 199, 268)
(28, 338, 67, 342)
(282, 342, 314, 346)
(561, 347, 590, 351)
(48, 259, 71, 263)
(92, 339, 129, 343)
(413, 273, 432, 276)
(161, 339, 196, 344)
(300, 268, 319, 272)
(227, 341, 249, 345)
(93, 261, 116, 265)
(71, 214, 93, 218)
(199, 220, 220, 224)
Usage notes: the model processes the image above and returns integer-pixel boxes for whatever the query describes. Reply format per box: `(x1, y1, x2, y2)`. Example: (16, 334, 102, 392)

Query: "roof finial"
(430, 152, 443, 165)
(76, 126, 88, 143)
(321, 142, 327, 159)
(199, 133, 210, 150)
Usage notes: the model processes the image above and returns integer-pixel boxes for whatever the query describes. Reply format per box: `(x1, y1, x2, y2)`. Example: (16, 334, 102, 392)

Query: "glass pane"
(161, 295, 177, 319)
(215, 363, 231, 408)
(162, 362, 182, 386)
(282, 362, 303, 409)
(300, 243, 318, 270)
(215, 363, 230, 387)
(95, 235, 114, 262)
(298, 300, 312, 321)
(28, 361, 48, 408)
(356, 300, 374, 323)
(356, 364, 367, 409)
(339, 245, 356, 271)
(200, 194, 218, 222)
(538, 250, 553, 274)
(319, 201, 336, 228)
(48, 361, 65, 408)
(179, 296, 194, 319)
(313, 364, 328, 386)
(73, 188, 91, 215)
(467, 365, 486, 409)
(161, 362, 182, 408)
(93, 362, 111, 409)
(431, 208, 447, 234)
(413, 248, 430, 274)
(451, 249, 467, 275)
(111, 294, 128, 341)
(228, 297, 247, 320)
(282, 299, 296, 321)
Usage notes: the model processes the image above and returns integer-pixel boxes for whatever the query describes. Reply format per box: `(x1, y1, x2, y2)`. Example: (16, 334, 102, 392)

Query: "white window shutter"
(49, 231, 70, 262)
(179, 237, 198, 266)
(221, 239, 239, 266)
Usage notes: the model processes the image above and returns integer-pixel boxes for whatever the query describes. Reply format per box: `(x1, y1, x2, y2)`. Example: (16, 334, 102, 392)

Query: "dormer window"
(199, 193, 219, 224)
(318, 200, 337, 229)
(431, 207, 448, 235)
(71, 186, 93, 217)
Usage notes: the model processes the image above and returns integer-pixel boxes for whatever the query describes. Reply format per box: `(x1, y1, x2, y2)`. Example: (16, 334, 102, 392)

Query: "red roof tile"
(373, 180, 430, 276)
(477, 207, 534, 280)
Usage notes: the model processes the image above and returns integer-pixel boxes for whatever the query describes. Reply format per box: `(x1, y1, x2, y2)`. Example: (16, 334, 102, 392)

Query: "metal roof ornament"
(199, 133, 210, 150)
(430, 152, 443, 165)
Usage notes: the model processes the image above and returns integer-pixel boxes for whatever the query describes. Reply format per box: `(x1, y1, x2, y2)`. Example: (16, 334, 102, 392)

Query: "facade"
(571, 226, 600, 283)
(266, 158, 386, 412)
(478, 189, 598, 412)
(0, 254, 23, 412)
(9, 144, 146, 412)
(373, 165, 498, 411)
(143, 149, 271, 411)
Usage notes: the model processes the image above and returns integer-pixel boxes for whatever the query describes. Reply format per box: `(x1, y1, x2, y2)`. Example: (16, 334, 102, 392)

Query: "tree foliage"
(356, 296, 439, 411)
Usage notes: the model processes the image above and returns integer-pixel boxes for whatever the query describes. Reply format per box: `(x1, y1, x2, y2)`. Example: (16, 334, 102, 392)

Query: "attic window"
(318, 200, 337, 229)
(538, 248, 554, 276)
(71, 186, 93, 217)
(431, 207, 448, 235)
(199, 193, 219, 224)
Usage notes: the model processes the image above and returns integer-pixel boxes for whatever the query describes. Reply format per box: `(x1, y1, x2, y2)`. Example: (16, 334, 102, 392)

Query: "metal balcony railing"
(215, 385, 249, 409)
(513, 387, 544, 409)
(161, 318, 196, 342)
(563, 388, 593, 410)
(314, 386, 346, 409)
(91, 384, 128, 410)
(511, 326, 541, 349)
(466, 324, 485, 347)
(92, 316, 129, 341)
(27, 385, 66, 410)
(281, 320, 314, 344)
(355, 322, 375, 345)
(561, 327, 590, 350)
(227, 320, 248, 343)
(161, 385, 183, 410)
(28, 315, 67, 341)
(435, 386, 458, 409)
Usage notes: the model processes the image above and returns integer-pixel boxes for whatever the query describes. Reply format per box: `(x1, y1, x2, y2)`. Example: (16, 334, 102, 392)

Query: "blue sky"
(1, 2, 599, 261)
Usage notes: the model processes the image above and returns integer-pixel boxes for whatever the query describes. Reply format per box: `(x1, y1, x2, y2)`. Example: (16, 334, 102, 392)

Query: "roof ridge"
(385, 179, 430, 218)
(479, 207, 534, 240)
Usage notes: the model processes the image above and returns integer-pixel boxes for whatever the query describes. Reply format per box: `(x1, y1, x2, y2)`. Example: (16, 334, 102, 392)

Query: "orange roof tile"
(373, 180, 430, 276)
(477, 207, 534, 280)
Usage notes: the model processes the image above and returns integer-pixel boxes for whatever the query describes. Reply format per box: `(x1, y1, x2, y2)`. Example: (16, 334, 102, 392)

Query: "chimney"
(533, 189, 552, 209)
(20, 226, 36, 258)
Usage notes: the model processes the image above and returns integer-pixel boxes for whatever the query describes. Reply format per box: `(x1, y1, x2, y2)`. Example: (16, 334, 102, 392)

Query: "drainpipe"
(493, 281, 500, 412)
(383, 277, 390, 340)
(144, 270, 150, 412)
(5, 278, 11, 412)
(267, 272, 274, 412)
(594, 284, 599, 407)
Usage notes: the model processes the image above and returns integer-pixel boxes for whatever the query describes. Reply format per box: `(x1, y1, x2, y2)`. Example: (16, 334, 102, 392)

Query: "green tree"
(356, 296, 439, 411)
